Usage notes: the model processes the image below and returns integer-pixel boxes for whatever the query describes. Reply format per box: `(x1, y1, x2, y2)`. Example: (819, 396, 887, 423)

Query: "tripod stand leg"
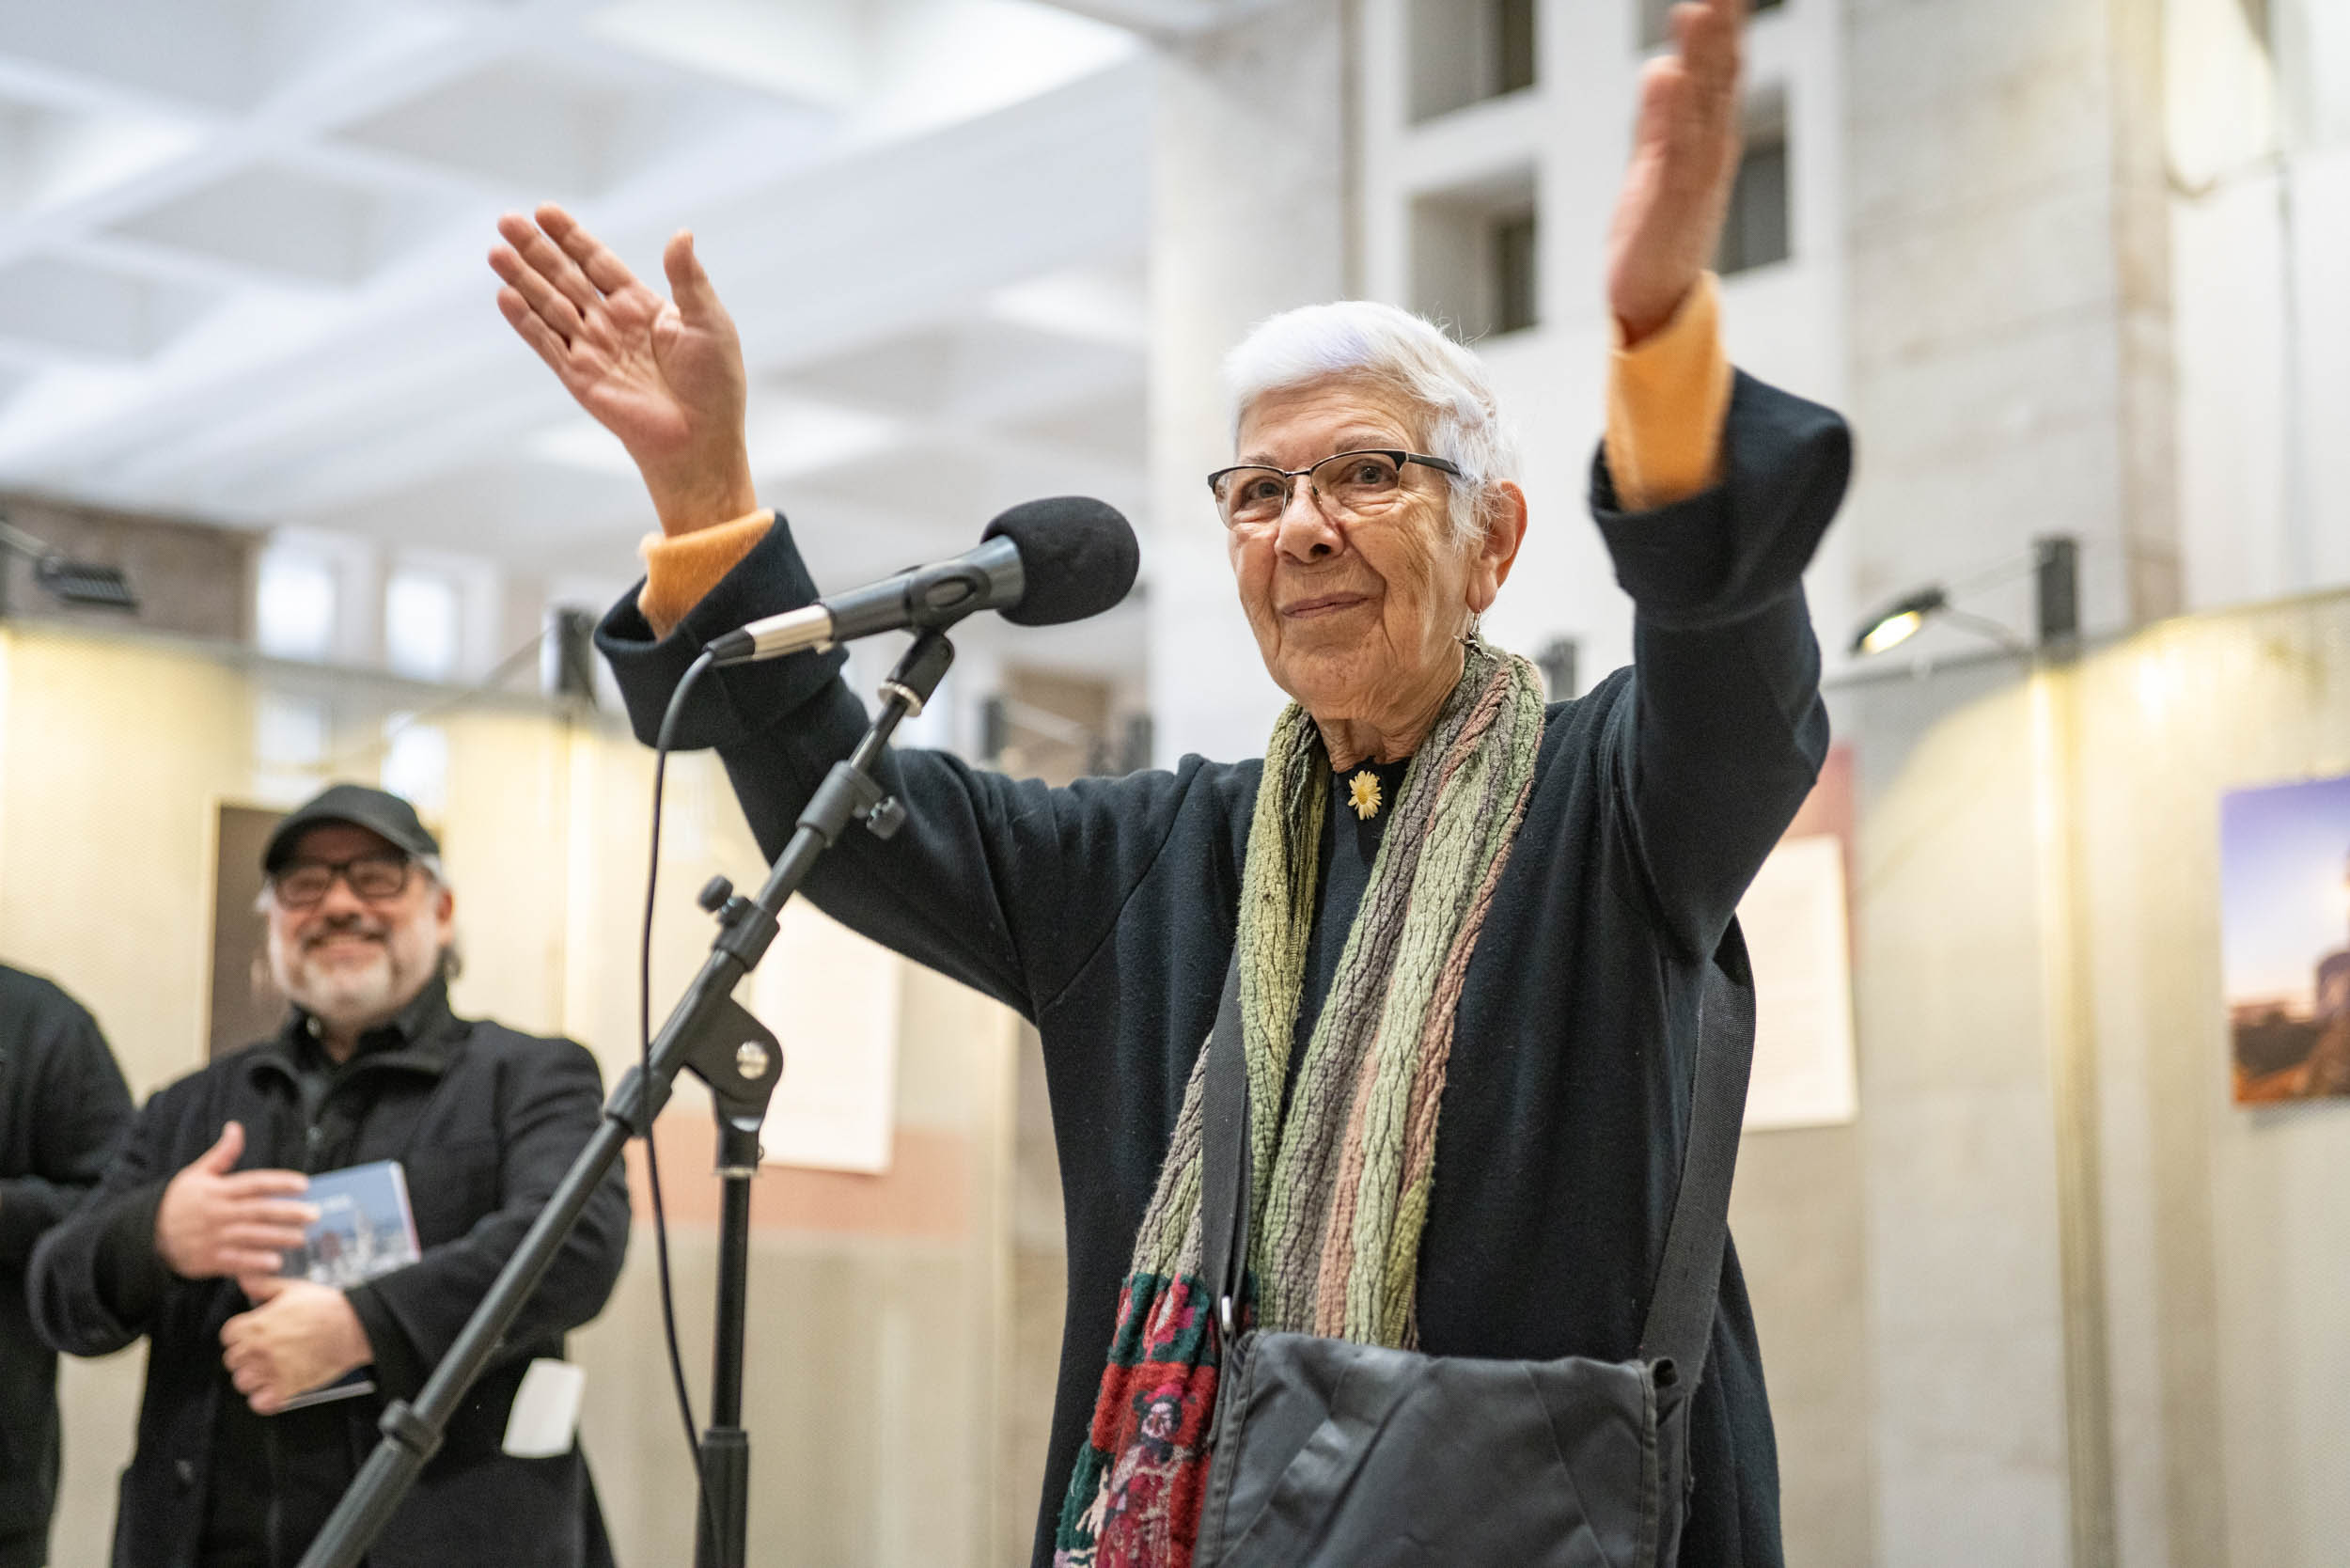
(694, 1425, 749, 1568)
(695, 1118, 760, 1568)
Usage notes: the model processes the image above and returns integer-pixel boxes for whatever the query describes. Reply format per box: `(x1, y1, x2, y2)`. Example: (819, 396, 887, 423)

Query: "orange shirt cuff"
(636, 510, 776, 639)
(1603, 272, 1733, 513)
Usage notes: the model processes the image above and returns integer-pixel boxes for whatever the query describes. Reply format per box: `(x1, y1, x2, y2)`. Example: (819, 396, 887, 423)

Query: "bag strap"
(1198, 920, 1757, 1374)
(1636, 921, 1759, 1378)
(1201, 955, 1250, 1341)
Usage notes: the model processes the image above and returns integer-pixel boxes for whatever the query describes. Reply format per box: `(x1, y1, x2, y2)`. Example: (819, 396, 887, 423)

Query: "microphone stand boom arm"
(297, 630, 960, 1568)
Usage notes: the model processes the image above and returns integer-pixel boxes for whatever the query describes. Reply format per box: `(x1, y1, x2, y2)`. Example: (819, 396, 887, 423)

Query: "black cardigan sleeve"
(597, 518, 1219, 1022)
(1591, 370, 1852, 959)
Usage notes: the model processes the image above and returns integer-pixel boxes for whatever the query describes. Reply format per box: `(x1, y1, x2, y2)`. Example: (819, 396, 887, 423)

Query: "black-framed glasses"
(1206, 448, 1463, 532)
(270, 854, 416, 909)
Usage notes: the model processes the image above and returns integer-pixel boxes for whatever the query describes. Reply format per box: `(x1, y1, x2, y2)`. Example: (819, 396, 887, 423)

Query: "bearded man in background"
(28, 783, 631, 1568)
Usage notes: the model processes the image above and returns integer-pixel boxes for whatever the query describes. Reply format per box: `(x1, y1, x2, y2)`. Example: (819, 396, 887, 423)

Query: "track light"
(1850, 587, 1949, 656)
(0, 514, 139, 614)
(1849, 535, 2081, 660)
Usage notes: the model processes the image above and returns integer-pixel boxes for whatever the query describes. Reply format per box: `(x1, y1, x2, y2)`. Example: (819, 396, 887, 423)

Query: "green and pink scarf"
(1053, 638, 1546, 1568)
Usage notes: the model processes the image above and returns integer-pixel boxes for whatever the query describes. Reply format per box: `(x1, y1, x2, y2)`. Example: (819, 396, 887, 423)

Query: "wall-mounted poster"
(1738, 833, 1860, 1130)
(2222, 773, 2350, 1104)
(749, 899, 901, 1174)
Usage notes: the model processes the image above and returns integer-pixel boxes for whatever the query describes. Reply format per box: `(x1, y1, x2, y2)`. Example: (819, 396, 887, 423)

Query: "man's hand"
(153, 1122, 314, 1280)
(220, 1276, 374, 1416)
(490, 202, 758, 536)
(1606, 0, 1746, 344)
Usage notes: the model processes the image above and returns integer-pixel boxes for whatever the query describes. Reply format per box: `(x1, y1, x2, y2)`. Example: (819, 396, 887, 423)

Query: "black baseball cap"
(262, 783, 441, 872)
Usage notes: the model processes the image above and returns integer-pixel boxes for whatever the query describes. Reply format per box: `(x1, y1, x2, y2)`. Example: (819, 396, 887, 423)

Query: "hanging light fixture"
(1848, 535, 2080, 659)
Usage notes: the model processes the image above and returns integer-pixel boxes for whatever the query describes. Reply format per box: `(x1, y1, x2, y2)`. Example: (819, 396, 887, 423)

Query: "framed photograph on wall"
(209, 803, 290, 1058)
(2221, 773, 2350, 1104)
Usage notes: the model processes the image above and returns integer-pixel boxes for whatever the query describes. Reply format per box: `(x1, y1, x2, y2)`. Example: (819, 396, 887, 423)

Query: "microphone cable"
(645, 650, 726, 1560)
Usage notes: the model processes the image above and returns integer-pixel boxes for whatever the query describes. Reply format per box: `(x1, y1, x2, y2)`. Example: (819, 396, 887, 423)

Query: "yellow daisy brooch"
(1347, 769, 1383, 821)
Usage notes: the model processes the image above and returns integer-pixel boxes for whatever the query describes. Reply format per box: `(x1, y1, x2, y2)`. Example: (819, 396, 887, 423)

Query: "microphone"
(703, 496, 1138, 666)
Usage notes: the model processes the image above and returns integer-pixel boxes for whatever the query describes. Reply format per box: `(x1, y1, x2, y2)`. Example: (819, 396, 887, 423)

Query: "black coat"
(1, 964, 135, 1568)
(599, 370, 1848, 1568)
(26, 980, 631, 1568)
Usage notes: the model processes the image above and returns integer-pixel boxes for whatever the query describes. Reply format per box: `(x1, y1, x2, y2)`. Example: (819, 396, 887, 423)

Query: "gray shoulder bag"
(1192, 927, 1757, 1568)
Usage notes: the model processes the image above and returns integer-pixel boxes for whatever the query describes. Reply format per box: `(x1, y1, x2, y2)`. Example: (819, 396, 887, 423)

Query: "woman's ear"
(1465, 481, 1529, 615)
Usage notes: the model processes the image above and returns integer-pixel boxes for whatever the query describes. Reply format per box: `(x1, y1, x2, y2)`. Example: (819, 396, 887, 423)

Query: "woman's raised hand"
(491, 204, 758, 535)
(1605, 0, 1746, 345)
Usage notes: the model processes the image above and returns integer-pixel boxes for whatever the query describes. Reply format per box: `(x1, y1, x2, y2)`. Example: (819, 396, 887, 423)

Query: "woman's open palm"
(491, 203, 756, 533)
(1606, 0, 1745, 344)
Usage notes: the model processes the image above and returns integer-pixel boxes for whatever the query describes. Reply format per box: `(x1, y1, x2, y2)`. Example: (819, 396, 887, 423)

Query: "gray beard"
(280, 947, 403, 1036)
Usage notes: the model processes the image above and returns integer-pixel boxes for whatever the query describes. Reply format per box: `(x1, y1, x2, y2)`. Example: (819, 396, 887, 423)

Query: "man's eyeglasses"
(270, 854, 417, 909)
(1206, 448, 1463, 533)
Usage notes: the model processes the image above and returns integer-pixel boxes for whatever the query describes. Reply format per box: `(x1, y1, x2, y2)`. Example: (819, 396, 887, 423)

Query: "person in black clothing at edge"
(2, 964, 135, 1568)
(27, 785, 631, 1568)
(491, 1, 1843, 1563)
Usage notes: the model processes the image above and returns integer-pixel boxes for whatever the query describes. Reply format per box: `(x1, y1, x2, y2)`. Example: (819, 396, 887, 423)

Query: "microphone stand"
(298, 630, 958, 1568)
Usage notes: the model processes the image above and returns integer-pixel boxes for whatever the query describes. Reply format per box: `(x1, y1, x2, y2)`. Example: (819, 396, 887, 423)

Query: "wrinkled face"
(264, 823, 452, 1035)
(1226, 378, 1518, 725)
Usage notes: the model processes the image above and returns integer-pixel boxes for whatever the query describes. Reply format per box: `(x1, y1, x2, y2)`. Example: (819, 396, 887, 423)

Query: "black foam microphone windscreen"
(981, 495, 1139, 626)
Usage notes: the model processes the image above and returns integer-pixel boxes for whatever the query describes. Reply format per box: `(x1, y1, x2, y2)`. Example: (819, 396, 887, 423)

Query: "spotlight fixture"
(0, 513, 139, 614)
(1850, 587, 1949, 657)
(1848, 535, 2080, 660)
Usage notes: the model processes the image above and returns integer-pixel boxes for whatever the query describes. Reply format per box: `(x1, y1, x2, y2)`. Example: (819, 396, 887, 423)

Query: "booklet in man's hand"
(271, 1159, 422, 1411)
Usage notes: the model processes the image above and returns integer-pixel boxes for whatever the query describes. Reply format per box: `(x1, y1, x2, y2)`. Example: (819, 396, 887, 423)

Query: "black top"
(1284, 755, 1408, 1118)
(598, 369, 1850, 1568)
(26, 980, 631, 1568)
(0, 964, 133, 1567)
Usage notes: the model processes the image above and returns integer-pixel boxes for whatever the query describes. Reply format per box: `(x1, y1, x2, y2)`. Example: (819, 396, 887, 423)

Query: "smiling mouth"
(306, 932, 384, 953)
(1281, 594, 1368, 619)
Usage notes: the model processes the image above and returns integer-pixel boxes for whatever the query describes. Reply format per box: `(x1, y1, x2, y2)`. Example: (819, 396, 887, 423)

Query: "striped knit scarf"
(1053, 638, 1546, 1568)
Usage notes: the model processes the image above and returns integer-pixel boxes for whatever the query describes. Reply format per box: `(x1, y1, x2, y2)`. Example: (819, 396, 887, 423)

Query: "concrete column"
(1843, 1, 2186, 1562)
(1844, 0, 2180, 650)
(1146, 0, 1350, 765)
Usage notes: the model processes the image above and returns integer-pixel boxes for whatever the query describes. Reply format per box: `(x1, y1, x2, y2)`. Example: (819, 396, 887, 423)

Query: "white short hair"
(1223, 300, 1521, 548)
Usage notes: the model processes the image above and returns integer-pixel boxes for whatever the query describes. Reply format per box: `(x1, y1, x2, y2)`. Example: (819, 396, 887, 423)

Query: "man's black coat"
(26, 980, 631, 1568)
(2, 964, 135, 1568)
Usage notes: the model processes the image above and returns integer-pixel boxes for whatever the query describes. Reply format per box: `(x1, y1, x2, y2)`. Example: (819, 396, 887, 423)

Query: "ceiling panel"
(999, 382, 1147, 466)
(0, 253, 216, 359)
(105, 162, 458, 285)
(0, 0, 1155, 682)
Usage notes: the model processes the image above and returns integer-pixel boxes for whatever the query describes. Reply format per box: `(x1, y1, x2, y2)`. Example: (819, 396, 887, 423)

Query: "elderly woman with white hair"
(492, 4, 1842, 1563)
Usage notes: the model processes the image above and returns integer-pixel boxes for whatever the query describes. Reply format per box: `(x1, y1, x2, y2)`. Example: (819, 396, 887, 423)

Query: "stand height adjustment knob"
(697, 875, 735, 913)
(865, 796, 908, 839)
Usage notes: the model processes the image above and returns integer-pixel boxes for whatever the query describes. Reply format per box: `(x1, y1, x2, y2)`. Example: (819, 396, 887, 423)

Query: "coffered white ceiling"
(0, 0, 1224, 615)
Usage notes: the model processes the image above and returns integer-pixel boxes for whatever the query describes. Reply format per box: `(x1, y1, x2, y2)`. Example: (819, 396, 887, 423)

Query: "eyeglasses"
(270, 854, 416, 909)
(1206, 448, 1463, 532)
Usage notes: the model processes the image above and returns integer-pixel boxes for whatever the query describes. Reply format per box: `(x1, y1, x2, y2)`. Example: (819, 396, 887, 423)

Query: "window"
(1409, 0, 1539, 121)
(1717, 113, 1790, 274)
(1492, 211, 1539, 335)
(384, 568, 459, 682)
(253, 691, 329, 805)
(1411, 168, 1539, 341)
(380, 717, 448, 816)
(1641, 0, 1782, 49)
(255, 550, 337, 662)
(1494, 0, 1537, 95)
